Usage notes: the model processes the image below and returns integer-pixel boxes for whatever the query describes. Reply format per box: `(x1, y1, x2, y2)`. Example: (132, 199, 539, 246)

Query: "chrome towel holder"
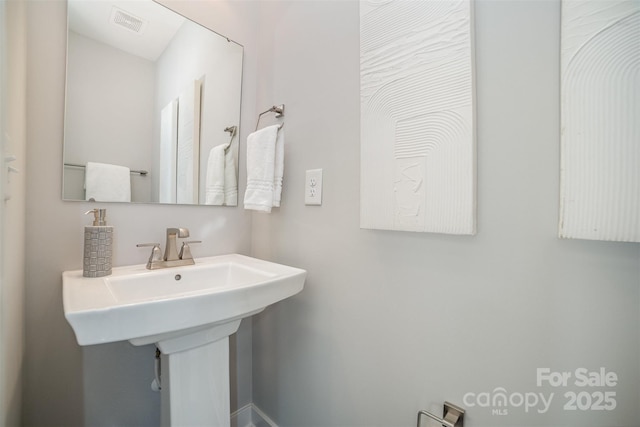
(224, 125, 237, 137)
(223, 125, 238, 150)
(255, 104, 285, 131)
(417, 402, 465, 427)
(63, 163, 148, 176)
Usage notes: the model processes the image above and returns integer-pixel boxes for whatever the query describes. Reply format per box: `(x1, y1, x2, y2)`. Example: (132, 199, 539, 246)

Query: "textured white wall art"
(159, 99, 178, 203)
(559, 0, 640, 242)
(176, 79, 202, 205)
(360, 0, 476, 234)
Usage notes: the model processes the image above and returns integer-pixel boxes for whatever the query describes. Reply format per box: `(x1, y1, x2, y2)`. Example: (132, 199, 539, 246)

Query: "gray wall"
(22, 1, 640, 426)
(2, 0, 27, 424)
(64, 31, 155, 202)
(24, 1, 258, 425)
(250, 1, 640, 426)
(154, 21, 243, 205)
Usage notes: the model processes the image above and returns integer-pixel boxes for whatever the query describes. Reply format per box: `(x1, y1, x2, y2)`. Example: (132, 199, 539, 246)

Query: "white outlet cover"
(305, 169, 323, 206)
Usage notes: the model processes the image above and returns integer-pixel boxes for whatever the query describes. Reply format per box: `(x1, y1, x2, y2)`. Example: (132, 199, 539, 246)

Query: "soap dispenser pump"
(83, 208, 113, 277)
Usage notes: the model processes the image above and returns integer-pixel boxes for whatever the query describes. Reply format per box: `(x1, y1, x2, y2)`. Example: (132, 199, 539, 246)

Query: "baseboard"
(231, 404, 254, 427)
(231, 403, 279, 427)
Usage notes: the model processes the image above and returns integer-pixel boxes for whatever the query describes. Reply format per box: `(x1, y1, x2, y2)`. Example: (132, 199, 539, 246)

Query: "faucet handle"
(166, 227, 190, 238)
(179, 241, 201, 260)
(137, 243, 162, 269)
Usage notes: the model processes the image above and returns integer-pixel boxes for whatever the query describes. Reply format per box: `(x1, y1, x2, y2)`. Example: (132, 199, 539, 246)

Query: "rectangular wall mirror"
(62, 0, 243, 206)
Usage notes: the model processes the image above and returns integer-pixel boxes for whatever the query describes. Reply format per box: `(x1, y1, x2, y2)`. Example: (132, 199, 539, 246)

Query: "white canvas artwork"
(559, 0, 639, 242)
(360, 0, 476, 234)
(159, 99, 178, 204)
(176, 79, 202, 205)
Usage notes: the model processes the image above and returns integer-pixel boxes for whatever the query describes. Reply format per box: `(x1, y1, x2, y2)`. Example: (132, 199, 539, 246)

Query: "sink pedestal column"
(159, 320, 241, 427)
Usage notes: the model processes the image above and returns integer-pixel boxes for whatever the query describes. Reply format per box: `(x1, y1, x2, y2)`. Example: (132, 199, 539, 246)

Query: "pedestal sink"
(63, 253, 306, 426)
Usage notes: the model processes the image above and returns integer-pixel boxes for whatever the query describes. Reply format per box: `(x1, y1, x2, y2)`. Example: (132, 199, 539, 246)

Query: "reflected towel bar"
(64, 163, 148, 176)
(255, 104, 285, 131)
(224, 125, 238, 137)
(223, 126, 238, 150)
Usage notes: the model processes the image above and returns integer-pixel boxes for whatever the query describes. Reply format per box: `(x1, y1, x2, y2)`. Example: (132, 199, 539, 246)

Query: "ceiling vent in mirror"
(110, 6, 148, 35)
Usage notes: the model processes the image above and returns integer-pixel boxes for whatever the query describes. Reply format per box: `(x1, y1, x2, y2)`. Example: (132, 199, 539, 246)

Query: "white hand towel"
(272, 127, 284, 207)
(244, 125, 279, 212)
(85, 162, 131, 202)
(224, 147, 238, 205)
(205, 144, 226, 205)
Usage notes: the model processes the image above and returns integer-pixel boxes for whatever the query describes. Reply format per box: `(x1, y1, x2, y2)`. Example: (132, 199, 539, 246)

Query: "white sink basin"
(106, 261, 274, 304)
(63, 253, 306, 351)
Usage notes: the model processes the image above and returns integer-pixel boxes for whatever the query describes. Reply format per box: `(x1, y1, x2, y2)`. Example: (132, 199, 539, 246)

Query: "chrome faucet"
(137, 227, 200, 270)
(164, 227, 190, 261)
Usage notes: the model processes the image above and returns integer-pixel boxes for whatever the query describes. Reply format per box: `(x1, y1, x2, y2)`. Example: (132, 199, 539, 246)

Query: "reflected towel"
(85, 162, 131, 202)
(244, 125, 279, 212)
(205, 144, 226, 205)
(224, 146, 237, 205)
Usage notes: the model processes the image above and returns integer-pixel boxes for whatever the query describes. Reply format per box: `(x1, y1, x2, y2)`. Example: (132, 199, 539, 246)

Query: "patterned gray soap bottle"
(83, 208, 113, 278)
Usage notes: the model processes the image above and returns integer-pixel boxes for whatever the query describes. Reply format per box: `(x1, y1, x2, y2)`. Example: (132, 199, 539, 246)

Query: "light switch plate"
(305, 169, 323, 205)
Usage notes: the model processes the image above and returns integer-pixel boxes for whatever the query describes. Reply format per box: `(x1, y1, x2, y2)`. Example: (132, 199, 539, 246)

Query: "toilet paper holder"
(417, 401, 464, 427)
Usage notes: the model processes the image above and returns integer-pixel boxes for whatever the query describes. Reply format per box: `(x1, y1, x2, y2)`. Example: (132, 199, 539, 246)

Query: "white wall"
(1, 0, 27, 424)
(24, 0, 258, 425)
(250, 1, 640, 426)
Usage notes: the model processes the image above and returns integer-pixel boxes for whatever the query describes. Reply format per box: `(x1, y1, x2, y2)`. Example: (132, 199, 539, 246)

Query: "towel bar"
(417, 402, 464, 427)
(64, 163, 148, 176)
(255, 104, 285, 131)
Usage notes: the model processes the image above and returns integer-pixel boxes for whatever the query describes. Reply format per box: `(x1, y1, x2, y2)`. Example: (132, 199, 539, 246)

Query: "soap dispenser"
(83, 208, 113, 277)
